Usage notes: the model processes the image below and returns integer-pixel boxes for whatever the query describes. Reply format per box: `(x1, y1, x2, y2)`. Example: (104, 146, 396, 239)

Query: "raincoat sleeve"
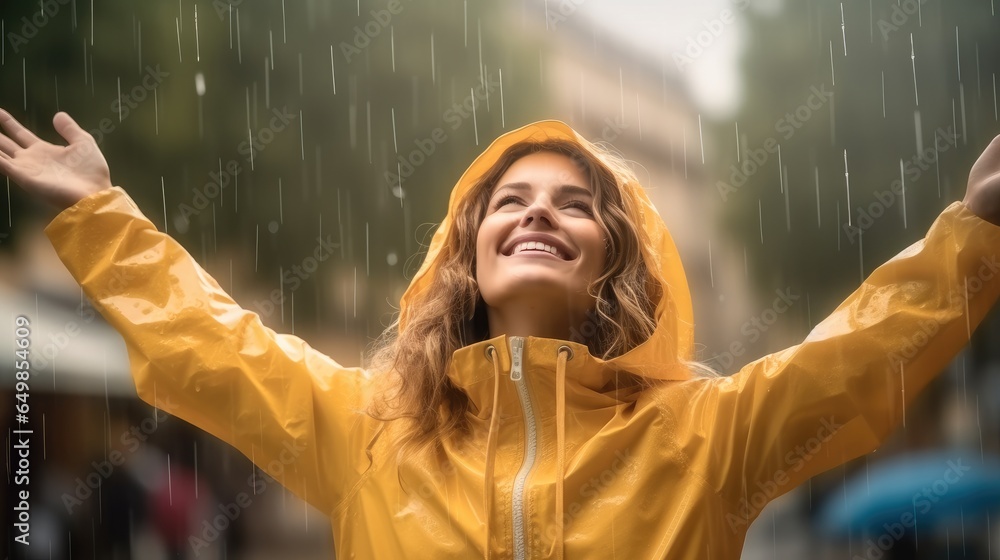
(43, 186, 376, 515)
(685, 201, 1000, 528)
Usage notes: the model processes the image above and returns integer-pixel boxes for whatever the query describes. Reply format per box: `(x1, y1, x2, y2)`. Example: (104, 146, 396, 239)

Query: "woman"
(2, 108, 1000, 559)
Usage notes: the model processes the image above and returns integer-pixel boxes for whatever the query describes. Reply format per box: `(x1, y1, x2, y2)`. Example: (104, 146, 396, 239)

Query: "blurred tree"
(713, 0, 1000, 327)
(0, 0, 552, 354)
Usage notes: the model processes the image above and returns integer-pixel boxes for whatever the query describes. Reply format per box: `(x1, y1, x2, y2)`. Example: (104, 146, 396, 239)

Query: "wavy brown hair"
(366, 138, 714, 452)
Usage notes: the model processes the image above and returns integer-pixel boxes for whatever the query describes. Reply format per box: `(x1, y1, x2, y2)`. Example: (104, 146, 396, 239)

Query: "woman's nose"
(519, 198, 558, 229)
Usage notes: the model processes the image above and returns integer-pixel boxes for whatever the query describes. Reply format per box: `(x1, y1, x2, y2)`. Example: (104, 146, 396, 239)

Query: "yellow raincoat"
(45, 121, 1000, 559)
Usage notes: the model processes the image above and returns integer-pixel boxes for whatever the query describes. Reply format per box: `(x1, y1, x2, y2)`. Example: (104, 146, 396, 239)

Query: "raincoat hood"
(399, 120, 696, 382)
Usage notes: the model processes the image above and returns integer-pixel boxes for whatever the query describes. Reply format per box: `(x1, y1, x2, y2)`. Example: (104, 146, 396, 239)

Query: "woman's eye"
(565, 201, 594, 215)
(493, 195, 522, 209)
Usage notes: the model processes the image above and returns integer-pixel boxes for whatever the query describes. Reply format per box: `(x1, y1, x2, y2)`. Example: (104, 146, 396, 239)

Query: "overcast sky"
(551, 0, 784, 118)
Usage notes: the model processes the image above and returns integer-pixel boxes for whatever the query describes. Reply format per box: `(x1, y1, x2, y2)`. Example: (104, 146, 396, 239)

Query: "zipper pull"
(510, 337, 524, 381)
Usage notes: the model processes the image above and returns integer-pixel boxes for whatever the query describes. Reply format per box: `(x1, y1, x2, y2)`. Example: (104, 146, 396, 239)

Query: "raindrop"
(698, 114, 704, 164)
(637, 93, 642, 140)
(829, 40, 835, 86)
(268, 221, 279, 234)
(391, 107, 398, 154)
(910, 33, 919, 106)
(236, 8, 243, 63)
(387, 252, 398, 266)
(618, 68, 625, 124)
(899, 159, 907, 229)
(777, 144, 784, 194)
(840, 3, 847, 56)
(167, 454, 173, 506)
(161, 177, 168, 234)
(758, 199, 764, 244)
(330, 45, 337, 94)
(959, 83, 968, 145)
(735, 121, 740, 162)
(708, 239, 714, 288)
(499, 68, 506, 128)
(195, 4, 201, 62)
(175, 17, 182, 63)
(955, 27, 962, 83)
(843, 150, 851, 226)
(783, 165, 790, 232)
(814, 166, 821, 229)
(478, 18, 484, 87)
(881, 70, 886, 118)
(471, 87, 479, 145)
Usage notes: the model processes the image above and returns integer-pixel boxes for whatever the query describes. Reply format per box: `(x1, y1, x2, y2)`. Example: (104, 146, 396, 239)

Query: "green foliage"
(1, 0, 551, 345)
(714, 0, 1000, 318)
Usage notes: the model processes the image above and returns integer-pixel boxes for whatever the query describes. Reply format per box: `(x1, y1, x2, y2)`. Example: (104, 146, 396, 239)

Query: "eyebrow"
(492, 181, 593, 198)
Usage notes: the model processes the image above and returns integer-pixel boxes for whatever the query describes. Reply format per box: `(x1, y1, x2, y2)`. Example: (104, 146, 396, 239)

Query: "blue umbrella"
(817, 450, 1000, 537)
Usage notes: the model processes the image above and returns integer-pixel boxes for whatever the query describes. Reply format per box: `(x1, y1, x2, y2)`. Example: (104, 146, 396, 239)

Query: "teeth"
(512, 241, 561, 258)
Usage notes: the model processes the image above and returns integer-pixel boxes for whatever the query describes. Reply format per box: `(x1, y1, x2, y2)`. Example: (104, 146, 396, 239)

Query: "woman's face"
(475, 151, 607, 317)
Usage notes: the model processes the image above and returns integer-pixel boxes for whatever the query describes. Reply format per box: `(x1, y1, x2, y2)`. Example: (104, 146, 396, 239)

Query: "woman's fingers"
(0, 131, 20, 156)
(52, 111, 94, 146)
(0, 108, 41, 148)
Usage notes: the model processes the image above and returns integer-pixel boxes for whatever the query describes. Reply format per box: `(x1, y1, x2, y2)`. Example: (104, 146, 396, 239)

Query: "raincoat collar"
(448, 335, 641, 418)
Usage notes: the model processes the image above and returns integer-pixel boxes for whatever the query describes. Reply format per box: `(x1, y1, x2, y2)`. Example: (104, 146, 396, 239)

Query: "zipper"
(509, 336, 536, 560)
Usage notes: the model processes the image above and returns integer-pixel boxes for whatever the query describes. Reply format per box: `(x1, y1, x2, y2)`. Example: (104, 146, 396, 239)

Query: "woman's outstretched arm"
(0, 109, 378, 515)
(670, 134, 1000, 533)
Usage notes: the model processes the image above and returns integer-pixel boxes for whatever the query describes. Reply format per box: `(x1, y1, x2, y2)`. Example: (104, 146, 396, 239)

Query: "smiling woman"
(3, 108, 1000, 559)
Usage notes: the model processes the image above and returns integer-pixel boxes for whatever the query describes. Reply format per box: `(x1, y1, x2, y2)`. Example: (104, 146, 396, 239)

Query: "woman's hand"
(0, 109, 113, 210)
(963, 134, 1000, 226)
